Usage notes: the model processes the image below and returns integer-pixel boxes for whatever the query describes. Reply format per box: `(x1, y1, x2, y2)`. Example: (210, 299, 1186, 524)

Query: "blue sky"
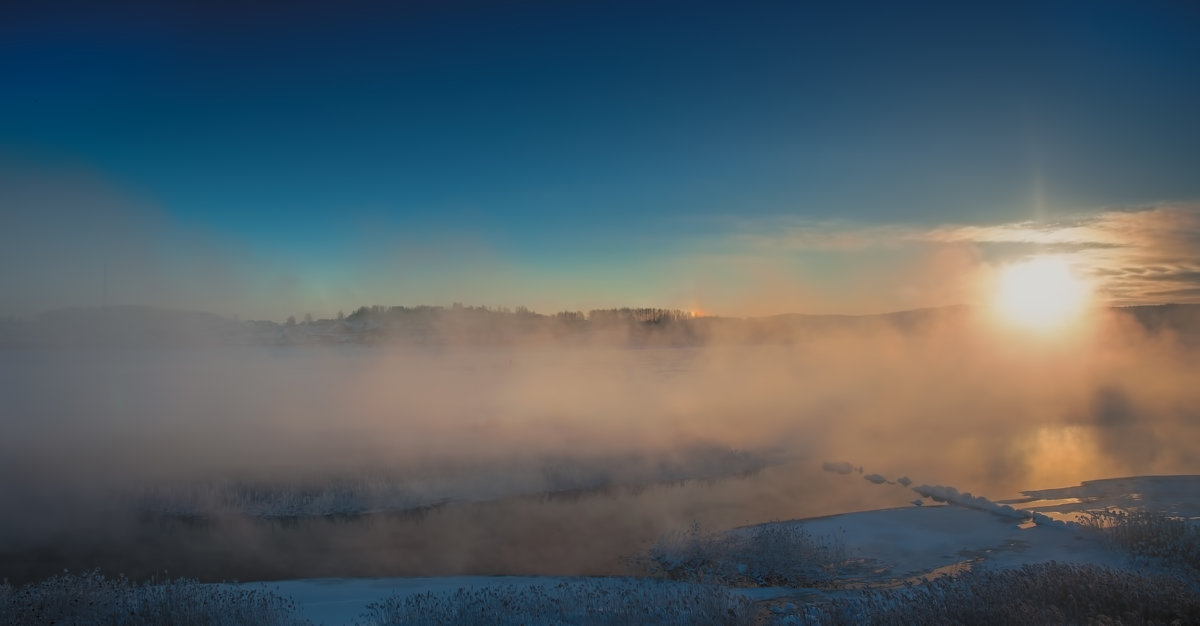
(3, 1, 1199, 319)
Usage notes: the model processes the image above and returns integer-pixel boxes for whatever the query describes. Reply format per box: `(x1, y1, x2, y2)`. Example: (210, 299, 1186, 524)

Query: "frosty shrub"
(638, 521, 849, 587)
(357, 578, 755, 626)
(1080, 509, 1200, 574)
(813, 562, 1200, 625)
(0, 569, 309, 626)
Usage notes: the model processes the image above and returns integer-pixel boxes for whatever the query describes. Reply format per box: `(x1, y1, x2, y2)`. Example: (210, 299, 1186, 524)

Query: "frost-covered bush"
(808, 562, 1200, 625)
(0, 569, 308, 626)
(1080, 509, 1200, 573)
(638, 521, 849, 587)
(356, 578, 754, 625)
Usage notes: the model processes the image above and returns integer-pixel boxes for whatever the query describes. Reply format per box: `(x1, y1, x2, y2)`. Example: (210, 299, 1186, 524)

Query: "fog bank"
(1, 306, 1197, 581)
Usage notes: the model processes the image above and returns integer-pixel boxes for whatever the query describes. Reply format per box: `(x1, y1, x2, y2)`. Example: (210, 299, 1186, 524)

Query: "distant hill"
(1112, 303, 1200, 335)
(745, 304, 975, 339)
(0, 306, 242, 348)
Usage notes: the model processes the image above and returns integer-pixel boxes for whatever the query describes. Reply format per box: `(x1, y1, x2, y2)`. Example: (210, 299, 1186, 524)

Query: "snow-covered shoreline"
(226, 474, 1192, 625)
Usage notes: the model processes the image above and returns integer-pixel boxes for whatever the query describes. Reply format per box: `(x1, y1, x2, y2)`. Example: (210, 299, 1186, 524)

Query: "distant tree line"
(335, 304, 694, 325)
(231, 304, 705, 347)
(586, 308, 694, 324)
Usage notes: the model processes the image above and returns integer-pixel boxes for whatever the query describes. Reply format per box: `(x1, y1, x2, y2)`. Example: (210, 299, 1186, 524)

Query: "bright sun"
(993, 256, 1092, 330)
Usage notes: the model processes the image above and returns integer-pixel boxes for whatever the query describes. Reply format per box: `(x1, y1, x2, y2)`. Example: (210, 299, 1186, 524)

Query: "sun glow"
(993, 256, 1092, 330)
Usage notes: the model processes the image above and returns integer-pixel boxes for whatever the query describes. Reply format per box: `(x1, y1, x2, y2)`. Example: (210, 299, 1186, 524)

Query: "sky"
(2, 0, 1199, 320)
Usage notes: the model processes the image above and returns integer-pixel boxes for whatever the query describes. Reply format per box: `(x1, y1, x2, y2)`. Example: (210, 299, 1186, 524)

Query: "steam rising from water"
(1, 307, 1197, 581)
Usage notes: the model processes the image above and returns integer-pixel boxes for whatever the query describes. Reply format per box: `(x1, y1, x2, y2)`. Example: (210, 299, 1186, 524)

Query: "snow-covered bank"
(236, 475, 1192, 624)
(794, 505, 1117, 584)
(6, 474, 1197, 624)
(134, 446, 789, 521)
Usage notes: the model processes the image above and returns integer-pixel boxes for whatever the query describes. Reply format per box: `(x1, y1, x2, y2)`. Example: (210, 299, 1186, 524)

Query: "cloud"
(722, 205, 1200, 309)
